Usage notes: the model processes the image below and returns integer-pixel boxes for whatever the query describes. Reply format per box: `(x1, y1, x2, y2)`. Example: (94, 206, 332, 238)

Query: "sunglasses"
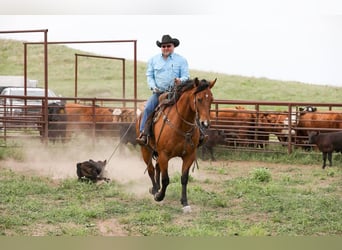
(161, 44, 172, 48)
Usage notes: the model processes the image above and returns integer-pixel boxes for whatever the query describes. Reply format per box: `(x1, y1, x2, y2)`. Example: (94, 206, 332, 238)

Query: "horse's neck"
(174, 93, 196, 124)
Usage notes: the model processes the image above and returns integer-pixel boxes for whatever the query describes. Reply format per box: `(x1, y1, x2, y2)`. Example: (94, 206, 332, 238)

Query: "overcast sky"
(1, 0, 342, 87)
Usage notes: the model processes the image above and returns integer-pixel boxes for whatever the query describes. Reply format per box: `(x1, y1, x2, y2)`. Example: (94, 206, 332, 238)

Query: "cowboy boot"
(136, 132, 148, 145)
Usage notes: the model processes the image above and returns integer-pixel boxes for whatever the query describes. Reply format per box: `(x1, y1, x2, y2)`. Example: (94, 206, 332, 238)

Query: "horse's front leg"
(155, 162, 161, 192)
(180, 167, 190, 207)
(180, 154, 195, 212)
(154, 156, 169, 202)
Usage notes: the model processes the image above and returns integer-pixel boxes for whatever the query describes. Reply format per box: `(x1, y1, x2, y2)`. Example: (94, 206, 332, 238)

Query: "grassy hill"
(1, 39, 342, 103)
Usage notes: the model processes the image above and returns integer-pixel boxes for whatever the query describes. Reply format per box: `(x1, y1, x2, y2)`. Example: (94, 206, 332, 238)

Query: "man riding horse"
(136, 34, 207, 146)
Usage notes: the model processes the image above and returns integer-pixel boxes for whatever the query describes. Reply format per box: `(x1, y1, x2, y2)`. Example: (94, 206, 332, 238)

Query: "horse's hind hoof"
(182, 205, 192, 213)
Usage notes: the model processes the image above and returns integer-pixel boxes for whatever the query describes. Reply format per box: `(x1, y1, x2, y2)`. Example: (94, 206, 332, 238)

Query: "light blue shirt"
(146, 52, 190, 92)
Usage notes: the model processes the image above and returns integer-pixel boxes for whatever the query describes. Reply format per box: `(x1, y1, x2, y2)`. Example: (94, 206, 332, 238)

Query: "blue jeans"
(140, 93, 160, 133)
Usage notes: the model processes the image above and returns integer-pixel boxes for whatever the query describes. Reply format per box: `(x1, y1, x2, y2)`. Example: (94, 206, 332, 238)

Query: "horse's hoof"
(149, 187, 158, 195)
(182, 205, 192, 213)
(154, 193, 164, 202)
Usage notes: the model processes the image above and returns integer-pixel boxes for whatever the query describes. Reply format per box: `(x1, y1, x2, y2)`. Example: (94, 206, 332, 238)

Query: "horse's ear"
(194, 77, 200, 86)
(209, 78, 217, 89)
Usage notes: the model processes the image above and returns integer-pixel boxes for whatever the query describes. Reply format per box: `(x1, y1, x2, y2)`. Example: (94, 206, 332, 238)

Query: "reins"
(106, 119, 136, 164)
(175, 98, 197, 127)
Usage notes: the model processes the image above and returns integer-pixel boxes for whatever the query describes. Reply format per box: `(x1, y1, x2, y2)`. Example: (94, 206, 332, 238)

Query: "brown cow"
(112, 108, 136, 122)
(112, 102, 145, 122)
(296, 110, 342, 146)
(256, 111, 297, 144)
(64, 103, 115, 139)
(210, 106, 256, 147)
(46, 103, 115, 141)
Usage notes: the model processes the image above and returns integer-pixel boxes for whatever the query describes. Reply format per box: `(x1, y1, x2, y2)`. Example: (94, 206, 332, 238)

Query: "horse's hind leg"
(142, 147, 159, 195)
(149, 162, 161, 195)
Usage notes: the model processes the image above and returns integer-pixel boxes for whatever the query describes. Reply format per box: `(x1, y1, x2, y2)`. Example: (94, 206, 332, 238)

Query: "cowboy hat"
(156, 34, 180, 47)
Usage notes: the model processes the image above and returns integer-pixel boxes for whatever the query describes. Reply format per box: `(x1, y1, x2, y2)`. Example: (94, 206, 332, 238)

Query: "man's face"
(161, 43, 174, 56)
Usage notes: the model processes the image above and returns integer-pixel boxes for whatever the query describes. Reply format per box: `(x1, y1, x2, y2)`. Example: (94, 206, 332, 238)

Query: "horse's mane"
(176, 78, 209, 97)
(158, 78, 210, 108)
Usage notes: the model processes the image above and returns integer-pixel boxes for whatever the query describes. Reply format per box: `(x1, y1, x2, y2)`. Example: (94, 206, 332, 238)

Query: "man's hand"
(174, 78, 182, 85)
(152, 87, 161, 94)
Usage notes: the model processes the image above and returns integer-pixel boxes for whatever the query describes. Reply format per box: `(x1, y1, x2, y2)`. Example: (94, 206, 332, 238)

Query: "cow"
(256, 111, 297, 144)
(112, 102, 145, 122)
(296, 110, 342, 147)
(299, 106, 317, 113)
(76, 159, 110, 182)
(112, 108, 136, 122)
(46, 102, 67, 143)
(46, 103, 115, 141)
(210, 106, 256, 147)
(64, 103, 115, 138)
(200, 129, 226, 161)
(118, 122, 138, 146)
(308, 131, 342, 169)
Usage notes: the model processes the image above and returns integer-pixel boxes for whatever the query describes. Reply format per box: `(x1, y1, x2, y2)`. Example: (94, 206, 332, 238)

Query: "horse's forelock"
(194, 79, 210, 94)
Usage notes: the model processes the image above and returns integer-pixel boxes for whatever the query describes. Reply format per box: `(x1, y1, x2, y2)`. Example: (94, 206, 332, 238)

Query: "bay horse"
(136, 77, 216, 211)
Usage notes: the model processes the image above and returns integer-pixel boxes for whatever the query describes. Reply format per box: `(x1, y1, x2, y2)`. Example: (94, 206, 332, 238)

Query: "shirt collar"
(160, 53, 174, 59)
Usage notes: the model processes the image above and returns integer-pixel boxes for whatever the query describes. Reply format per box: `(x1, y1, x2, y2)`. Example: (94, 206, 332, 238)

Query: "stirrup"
(136, 133, 148, 145)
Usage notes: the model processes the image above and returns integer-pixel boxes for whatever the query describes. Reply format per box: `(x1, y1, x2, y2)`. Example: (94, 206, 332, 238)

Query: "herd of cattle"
(44, 102, 141, 143)
(205, 105, 342, 166)
(44, 102, 342, 168)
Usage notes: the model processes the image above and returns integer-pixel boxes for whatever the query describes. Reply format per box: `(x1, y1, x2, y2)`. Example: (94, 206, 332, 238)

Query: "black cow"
(47, 103, 67, 143)
(299, 106, 317, 113)
(308, 131, 342, 169)
(119, 122, 138, 146)
(200, 129, 226, 161)
(76, 159, 110, 183)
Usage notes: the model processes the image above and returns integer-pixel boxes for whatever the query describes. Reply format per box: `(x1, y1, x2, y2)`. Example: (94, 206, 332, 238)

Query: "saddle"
(144, 91, 177, 138)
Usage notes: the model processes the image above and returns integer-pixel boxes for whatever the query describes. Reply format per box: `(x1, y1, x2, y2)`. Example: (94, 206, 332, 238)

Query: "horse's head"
(192, 78, 216, 129)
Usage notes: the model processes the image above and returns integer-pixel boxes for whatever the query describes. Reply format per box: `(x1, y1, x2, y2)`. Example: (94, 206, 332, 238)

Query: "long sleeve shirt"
(146, 52, 190, 92)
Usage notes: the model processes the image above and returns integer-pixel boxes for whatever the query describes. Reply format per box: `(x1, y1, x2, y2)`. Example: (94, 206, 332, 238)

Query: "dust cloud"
(1, 137, 192, 196)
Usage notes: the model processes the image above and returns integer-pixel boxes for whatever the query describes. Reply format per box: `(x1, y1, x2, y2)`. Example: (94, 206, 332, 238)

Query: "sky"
(1, 0, 342, 87)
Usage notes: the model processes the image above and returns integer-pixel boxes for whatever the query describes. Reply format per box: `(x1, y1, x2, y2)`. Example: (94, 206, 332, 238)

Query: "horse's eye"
(197, 98, 202, 103)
